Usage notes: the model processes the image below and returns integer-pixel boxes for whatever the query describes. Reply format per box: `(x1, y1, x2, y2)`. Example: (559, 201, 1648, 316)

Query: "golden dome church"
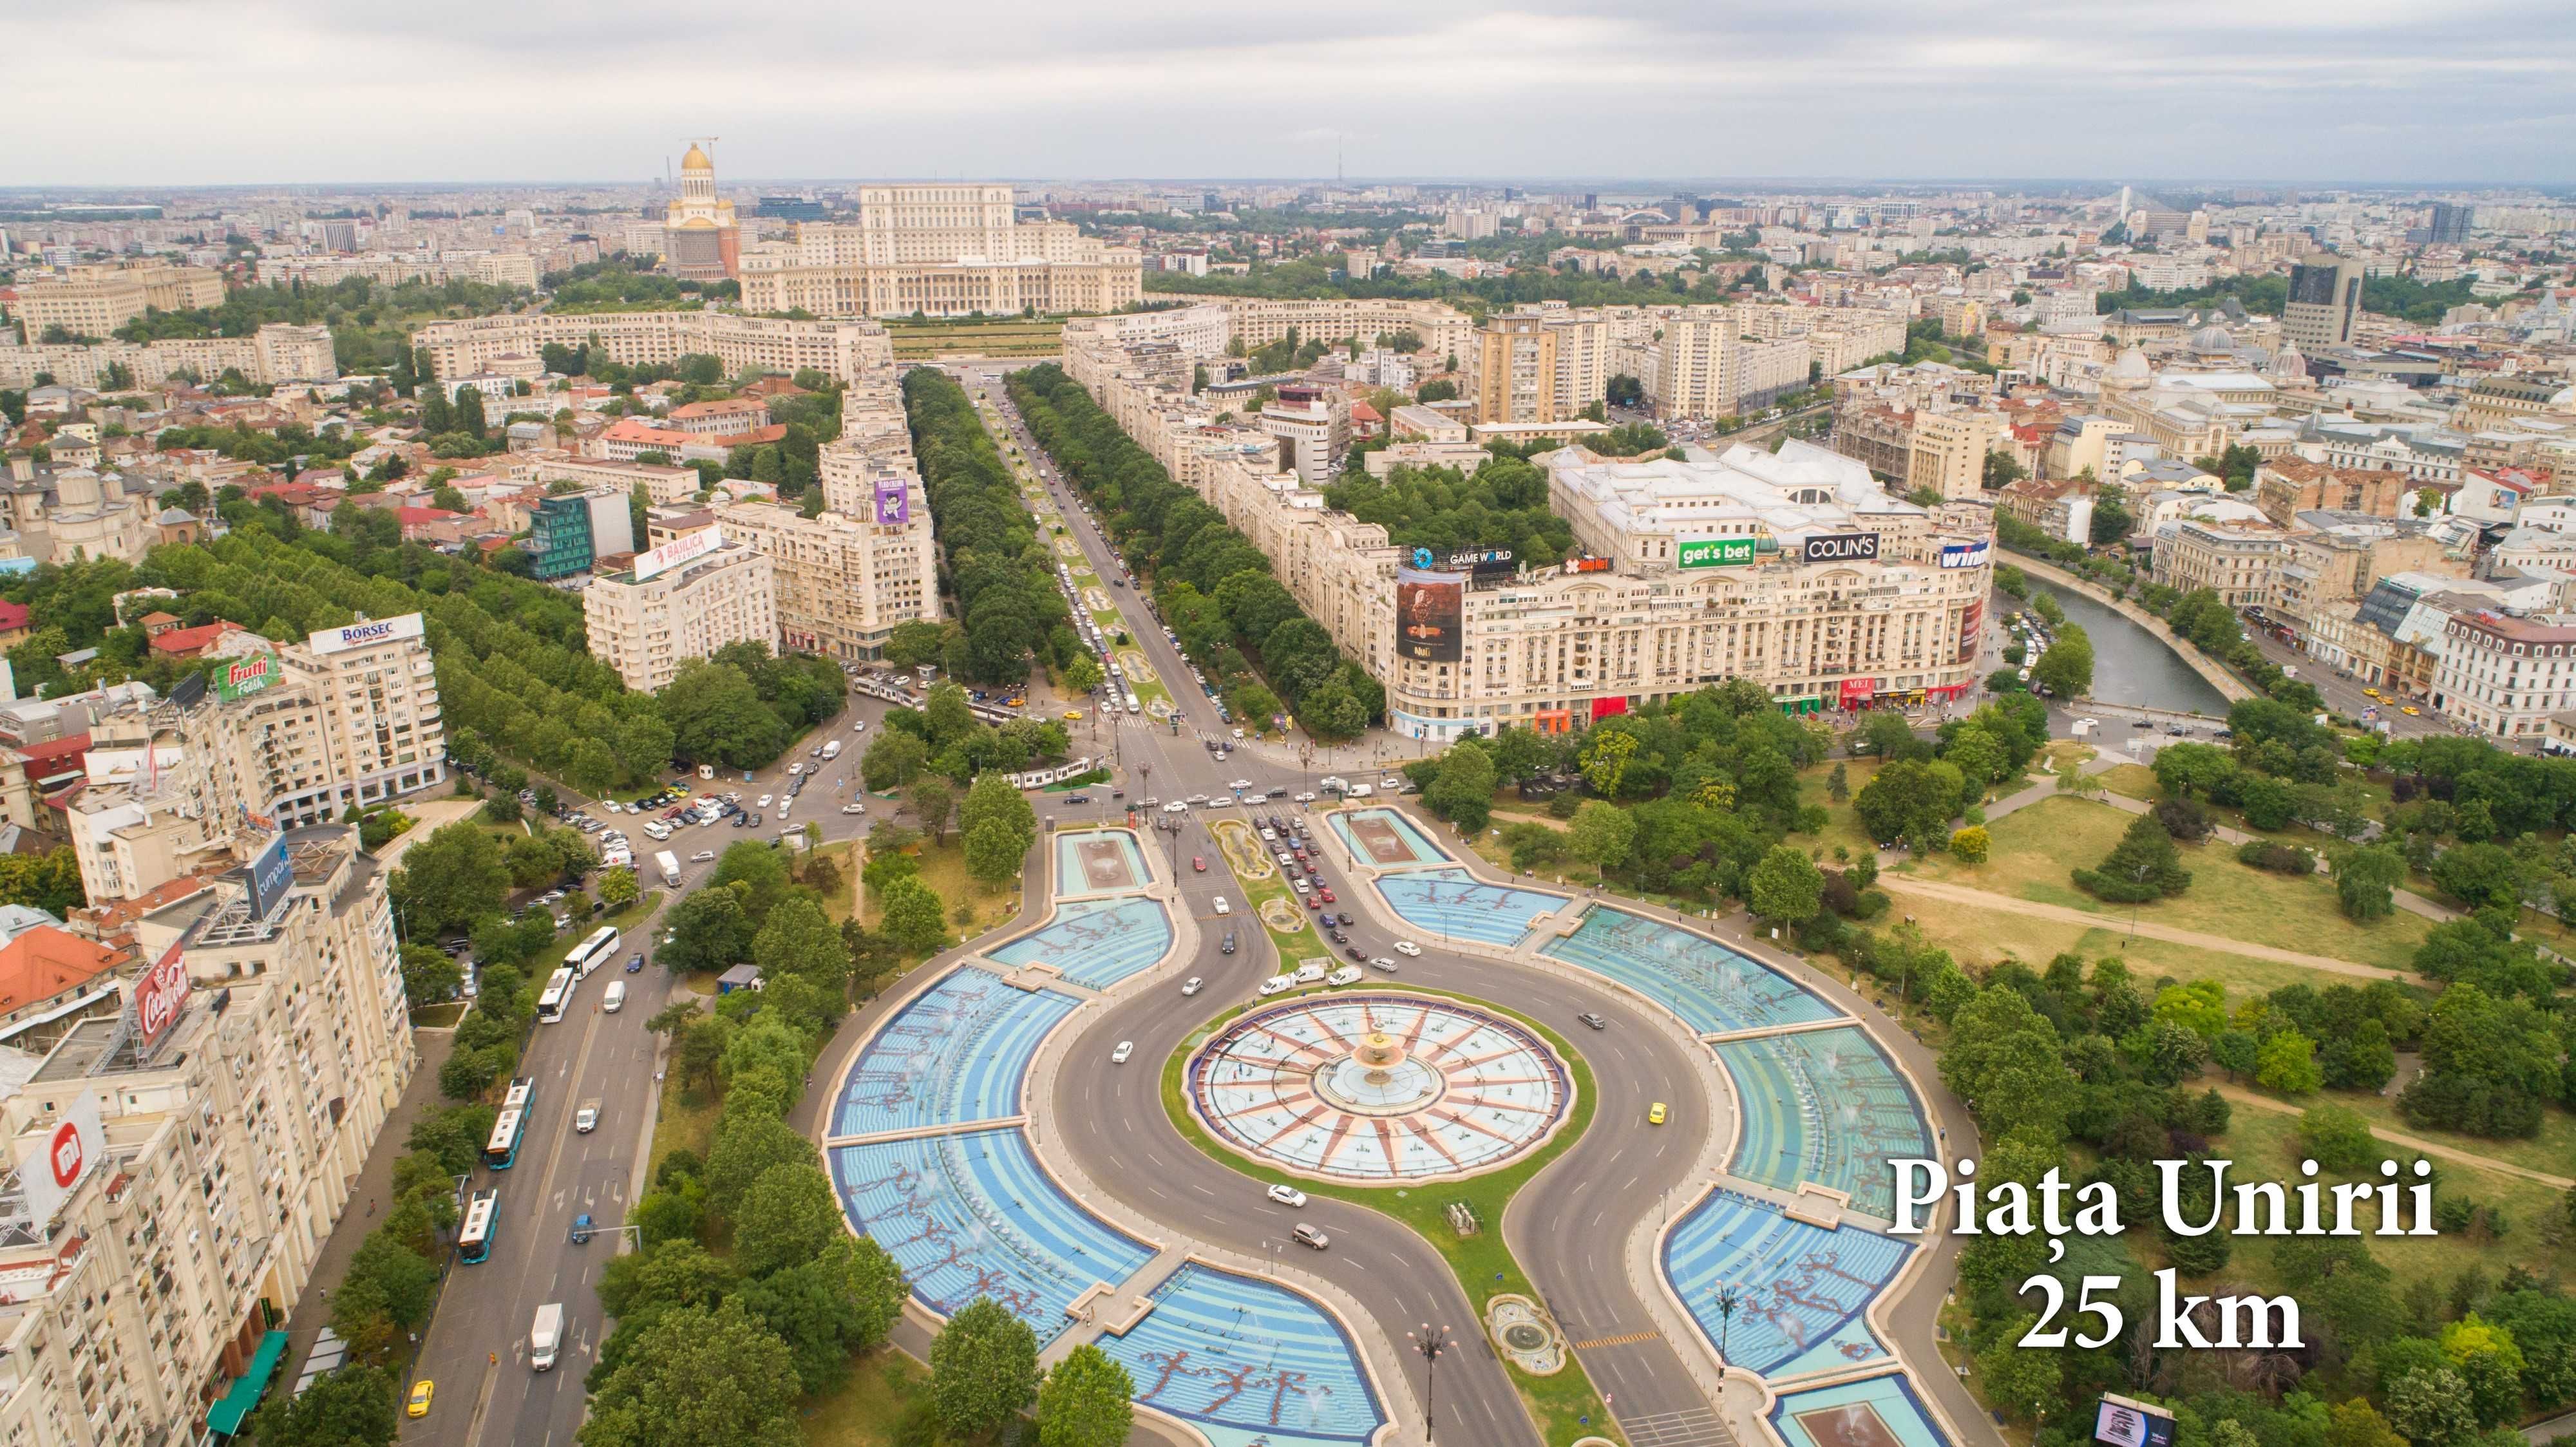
(663, 141, 739, 282)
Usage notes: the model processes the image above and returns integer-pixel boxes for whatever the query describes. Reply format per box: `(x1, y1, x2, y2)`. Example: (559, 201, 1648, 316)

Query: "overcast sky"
(10, 0, 2575, 189)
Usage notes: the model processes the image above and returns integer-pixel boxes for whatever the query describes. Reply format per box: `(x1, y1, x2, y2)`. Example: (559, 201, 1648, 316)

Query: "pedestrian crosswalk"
(1622, 1407, 1736, 1447)
(1573, 1329, 1663, 1349)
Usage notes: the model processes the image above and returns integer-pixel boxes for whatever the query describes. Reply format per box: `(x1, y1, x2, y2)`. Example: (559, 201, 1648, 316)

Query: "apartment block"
(2434, 610, 2576, 741)
(410, 312, 895, 388)
(0, 323, 335, 392)
(0, 827, 412, 1447)
(2151, 517, 2291, 607)
(583, 534, 779, 692)
(1653, 312, 1807, 419)
(11, 264, 225, 340)
(1906, 411, 2008, 500)
(1473, 316, 1560, 424)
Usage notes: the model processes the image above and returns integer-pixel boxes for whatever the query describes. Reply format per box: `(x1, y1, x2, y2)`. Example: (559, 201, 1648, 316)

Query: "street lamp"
(1713, 1285, 1744, 1363)
(1406, 1323, 1452, 1442)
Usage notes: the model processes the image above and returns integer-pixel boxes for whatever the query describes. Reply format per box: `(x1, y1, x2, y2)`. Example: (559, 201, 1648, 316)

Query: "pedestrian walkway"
(2214, 1084, 2573, 1189)
(1875, 875, 2408, 981)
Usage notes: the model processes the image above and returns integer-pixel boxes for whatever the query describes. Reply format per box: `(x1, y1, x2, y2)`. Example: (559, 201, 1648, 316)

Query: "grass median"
(1155, 990, 1624, 1447)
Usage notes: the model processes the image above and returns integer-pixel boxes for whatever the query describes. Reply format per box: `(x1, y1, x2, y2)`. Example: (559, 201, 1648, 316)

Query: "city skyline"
(10, 0, 2576, 187)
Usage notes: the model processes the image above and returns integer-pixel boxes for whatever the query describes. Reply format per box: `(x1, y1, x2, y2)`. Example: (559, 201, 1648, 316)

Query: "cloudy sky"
(10, 0, 2575, 188)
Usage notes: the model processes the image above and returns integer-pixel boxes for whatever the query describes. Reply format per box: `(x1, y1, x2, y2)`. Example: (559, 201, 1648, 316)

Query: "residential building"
(0, 323, 335, 392)
(0, 827, 412, 1447)
(1653, 312, 1806, 419)
(687, 442, 941, 661)
(583, 532, 779, 692)
(527, 487, 638, 580)
(1262, 386, 1347, 486)
(1906, 411, 2008, 501)
(1473, 315, 1561, 425)
(2252, 457, 2412, 525)
(10, 263, 224, 339)
(2434, 610, 2576, 741)
(2152, 516, 2292, 607)
(2283, 254, 2367, 351)
(516, 455, 700, 508)
(410, 312, 896, 389)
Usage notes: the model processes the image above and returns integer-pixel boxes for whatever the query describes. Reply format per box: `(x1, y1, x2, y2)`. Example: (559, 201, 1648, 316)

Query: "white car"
(1181, 977, 1204, 996)
(1327, 966, 1363, 987)
(786, 763, 804, 776)
(1293, 792, 1317, 803)
(1260, 828, 1278, 842)
(1186, 793, 1207, 804)
(1392, 940, 1422, 957)
(603, 800, 622, 814)
(1212, 896, 1231, 915)
(757, 795, 773, 808)
(1229, 779, 1255, 792)
(842, 803, 865, 815)
(1258, 974, 1296, 998)
(1162, 800, 1188, 813)
(691, 850, 717, 862)
(1368, 957, 1399, 972)
(1266, 1183, 1307, 1208)
(1110, 1041, 1135, 1064)
(850, 719, 867, 732)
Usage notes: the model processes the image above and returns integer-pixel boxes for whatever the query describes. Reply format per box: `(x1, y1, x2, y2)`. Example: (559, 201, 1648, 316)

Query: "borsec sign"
(308, 612, 425, 656)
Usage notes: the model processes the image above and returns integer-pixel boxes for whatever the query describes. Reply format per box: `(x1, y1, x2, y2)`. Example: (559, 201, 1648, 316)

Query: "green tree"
(2030, 623, 2095, 698)
(249, 1365, 399, 1447)
(931, 1298, 1041, 1441)
(878, 875, 949, 956)
(580, 1300, 802, 1447)
(965, 817, 1027, 886)
(1949, 825, 1990, 863)
(661, 658, 786, 770)
(1974, 1314, 2063, 1421)
(861, 727, 931, 791)
(1423, 744, 1497, 832)
(1747, 845, 1825, 924)
(391, 823, 511, 934)
(600, 865, 641, 909)
(2255, 1028, 2324, 1094)
(710, 842, 793, 924)
(659, 886, 753, 976)
(2384, 1368, 2479, 1447)
(1566, 800, 1636, 883)
(735, 1236, 905, 1395)
(732, 1163, 844, 1278)
(910, 776, 958, 844)
(752, 894, 848, 994)
(2072, 813, 2192, 902)
(2334, 843, 2407, 921)
(399, 943, 463, 1007)
(1038, 1343, 1136, 1447)
(704, 1113, 822, 1220)
(1940, 985, 2074, 1142)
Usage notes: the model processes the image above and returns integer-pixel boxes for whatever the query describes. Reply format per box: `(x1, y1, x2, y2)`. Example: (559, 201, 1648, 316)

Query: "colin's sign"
(1800, 532, 1881, 564)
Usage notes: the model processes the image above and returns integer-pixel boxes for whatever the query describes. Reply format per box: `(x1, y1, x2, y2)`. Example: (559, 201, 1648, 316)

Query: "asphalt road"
(398, 695, 897, 1447)
(980, 375, 1733, 1446)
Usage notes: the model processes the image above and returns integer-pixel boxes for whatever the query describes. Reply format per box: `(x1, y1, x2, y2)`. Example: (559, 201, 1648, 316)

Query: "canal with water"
(2011, 576, 2233, 717)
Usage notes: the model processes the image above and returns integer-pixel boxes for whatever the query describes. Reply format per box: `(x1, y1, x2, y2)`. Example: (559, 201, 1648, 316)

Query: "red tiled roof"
(0, 601, 28, 632)
(0, 927, 117, 1013)
(148, 620, 245, 656)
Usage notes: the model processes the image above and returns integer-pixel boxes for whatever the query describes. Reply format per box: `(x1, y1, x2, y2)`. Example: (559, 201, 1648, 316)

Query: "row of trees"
(902, 370, 1083, 685)
(860, 681, 1075, 792)
(1007, 363, 1384, 741)
(1318, 452, 1577, 567)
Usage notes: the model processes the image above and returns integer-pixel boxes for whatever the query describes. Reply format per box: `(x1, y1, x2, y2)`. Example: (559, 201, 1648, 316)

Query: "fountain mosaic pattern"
(831, 1128, 1153, 1345)
(1662, 1189, 1909, 1378)
(1768, 1374, 1953, 1447)
(987, 896, 1174, 990)
(1191, 995, 1569, 1180)
(1713, 1026, 1931, 1219)
(1327, 808, 1450, 867)
(1371, 868, 1567, 949)
(832, 971, 1078, 1135)
(1542, 907, 1844, 1036)
(1099, 1263, 1388, 1447)
(1054, 829, 1151, 897)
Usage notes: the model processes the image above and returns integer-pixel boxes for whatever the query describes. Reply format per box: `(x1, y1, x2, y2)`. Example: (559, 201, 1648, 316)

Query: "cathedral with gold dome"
(663, 142, 739, 282)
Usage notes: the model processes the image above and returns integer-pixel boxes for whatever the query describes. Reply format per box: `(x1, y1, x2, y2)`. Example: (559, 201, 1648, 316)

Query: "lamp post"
(1714, 1284, 1744, 1363)
(1406, 1323, 1452, 1442)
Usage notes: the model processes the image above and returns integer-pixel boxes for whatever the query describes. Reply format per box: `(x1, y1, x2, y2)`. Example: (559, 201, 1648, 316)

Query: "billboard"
(1958, 599, 1984, 665)
(15, 1092, 104, 1233)
(1839, 677, 1878, 708)
(1394, 568, 1464, 663)
(2095, 1396, 2177, 1447)
(134, 939, 189, 1051)
(632, 525, 723, 583)
(215, 650, 284, 702)
(1939, 539, 1992, 570)
(1562, 556, 1612, 575)
(1678, 537, 1757, 569)
(1801, 532, 1881, 564)
(1443, 546, 1515, 577)
(875, 478, 913, 526)
(247, 835, 295, 920)
(308, 613, 425, 656)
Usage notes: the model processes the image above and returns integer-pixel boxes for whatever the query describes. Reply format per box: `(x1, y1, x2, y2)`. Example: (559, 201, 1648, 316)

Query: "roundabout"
(1188, 993, 1573, 1182)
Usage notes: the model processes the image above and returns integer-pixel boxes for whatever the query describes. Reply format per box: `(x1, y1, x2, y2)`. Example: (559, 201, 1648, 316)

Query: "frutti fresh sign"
(1677, 537, 1757, 569)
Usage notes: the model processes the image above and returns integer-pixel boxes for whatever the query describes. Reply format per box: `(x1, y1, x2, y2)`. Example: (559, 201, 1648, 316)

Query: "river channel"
(2011, 576, 2232, 717)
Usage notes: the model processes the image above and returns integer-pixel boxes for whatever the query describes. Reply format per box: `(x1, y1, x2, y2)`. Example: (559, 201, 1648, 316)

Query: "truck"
(654, 851, 681, 888)
(530, 1303, 564, 1372)
(820, 739, 842, 762)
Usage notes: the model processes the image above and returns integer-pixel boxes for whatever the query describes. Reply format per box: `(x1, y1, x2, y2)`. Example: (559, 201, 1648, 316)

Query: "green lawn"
(1795, 758, 1889, 863)
(1870, 890, 2363, 1005)
(2228, 1082, 2576, 1182)
(1911, 796, 2432, 972)
(2213, 1105, 2573, 1295)
(803, 1350, 933, 1446)
(1157, 993, 1624, 1446)
(858, 836, 1019, 940)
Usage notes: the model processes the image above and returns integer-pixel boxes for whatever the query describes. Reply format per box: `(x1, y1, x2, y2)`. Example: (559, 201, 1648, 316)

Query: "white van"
(602, 981, 627, 1013)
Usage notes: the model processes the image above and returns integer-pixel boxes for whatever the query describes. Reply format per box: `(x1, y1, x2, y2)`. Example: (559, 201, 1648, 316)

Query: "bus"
(459, 1190, 499, 1265)
(501, 1076, 534, 1117)
(484, 1108, 527, 1171)
(536, 967, 576, 1023)
(566, 927, 620, 979)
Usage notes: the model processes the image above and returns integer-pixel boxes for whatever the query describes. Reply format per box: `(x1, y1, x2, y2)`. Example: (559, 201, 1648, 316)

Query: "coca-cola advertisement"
(135, 940, 189, 1050)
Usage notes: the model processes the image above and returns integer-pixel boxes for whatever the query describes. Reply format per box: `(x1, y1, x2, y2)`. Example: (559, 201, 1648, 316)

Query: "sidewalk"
(279, 1027, 459, 1366)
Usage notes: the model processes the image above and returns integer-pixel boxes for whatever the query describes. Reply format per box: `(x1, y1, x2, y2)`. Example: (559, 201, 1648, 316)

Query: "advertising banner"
(134, 940, 190, 1051)
(1802, 533, 1882, 564)
(1678, 536, 1758, 569)
(1443, 546, 1515, 577)
(1958, 599, 1984, 665)
(1839, 677, 1879, 708)
(1939, 539, 1993, 569)
(308, 613, 425, 656)
(247, 835, 294, 920)
(875, 478, 913, 526)
(1562, 556, 1612, 574)
(1394, 568, 1464, 663)
(2096, 1396, 2177, 1447)
(15, 1092, 104, 1233)
(215, 651, 283, 702)
(631, 525, 723, 583)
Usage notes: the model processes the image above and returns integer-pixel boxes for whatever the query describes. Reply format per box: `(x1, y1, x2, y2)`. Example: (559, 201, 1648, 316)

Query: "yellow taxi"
(1063, 710, 1084, 721)
(2363, 688, 2382, 699)
(407, 1380, 435, 1419)
(2401, 706, 2420, 716)
(1647, 1102, 1668, 1126)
